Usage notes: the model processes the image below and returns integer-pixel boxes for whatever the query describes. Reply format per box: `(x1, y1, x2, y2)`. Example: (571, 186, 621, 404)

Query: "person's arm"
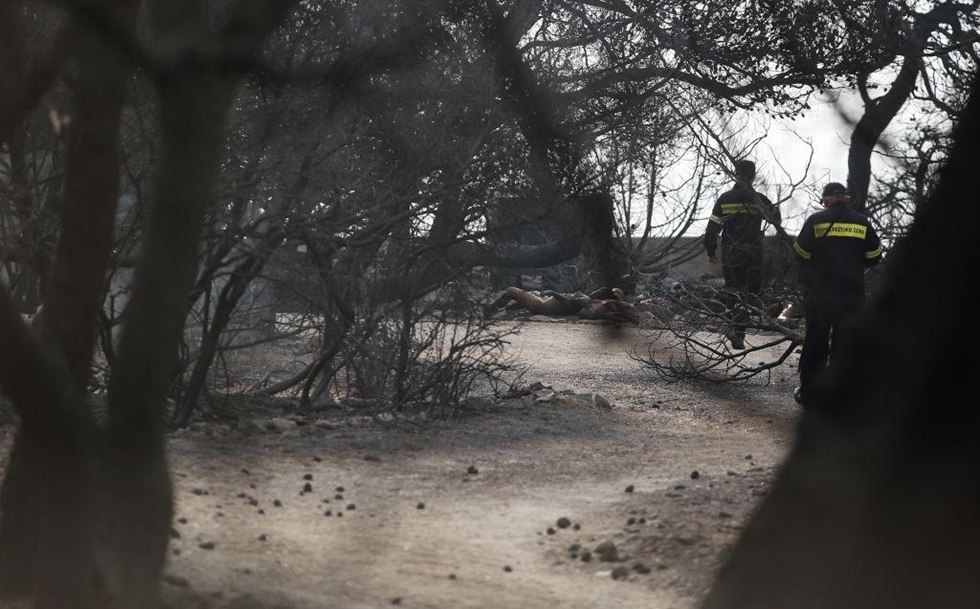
(792, 219, 813, 287)
(761, 193, 780, 227)
(704, 198, 723, 263)
(865, 220, 883, 267)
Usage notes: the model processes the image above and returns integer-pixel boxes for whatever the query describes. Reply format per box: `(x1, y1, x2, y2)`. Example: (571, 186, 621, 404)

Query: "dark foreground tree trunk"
(701, 73, 980, 609)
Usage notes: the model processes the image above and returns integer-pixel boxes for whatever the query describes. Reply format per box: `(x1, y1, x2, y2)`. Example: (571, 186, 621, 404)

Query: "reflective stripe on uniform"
(709, 214, 724, 224)
(793, 241, 810, 260)
(814, 222, 867, 239)
(719, 202, 759, 216)
(866, 247, 881, 259)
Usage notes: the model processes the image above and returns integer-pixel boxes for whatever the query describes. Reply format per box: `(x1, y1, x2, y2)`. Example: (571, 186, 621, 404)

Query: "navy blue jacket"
(793, 202, 882, 308)
(704, 184, 779, 267)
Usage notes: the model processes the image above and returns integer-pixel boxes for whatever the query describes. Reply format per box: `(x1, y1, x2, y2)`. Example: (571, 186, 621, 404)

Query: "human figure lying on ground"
(484, 286, 640, 325)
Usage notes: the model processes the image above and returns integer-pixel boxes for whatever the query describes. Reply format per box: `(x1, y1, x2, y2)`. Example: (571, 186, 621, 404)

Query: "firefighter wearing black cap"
(792, 181, 882, 407)
(704, 159, 780, 349)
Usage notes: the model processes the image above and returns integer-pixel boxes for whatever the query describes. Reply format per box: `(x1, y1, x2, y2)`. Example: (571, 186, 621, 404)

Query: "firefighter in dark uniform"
(703, 159, 780, 349)
(792, 181, 882, 407)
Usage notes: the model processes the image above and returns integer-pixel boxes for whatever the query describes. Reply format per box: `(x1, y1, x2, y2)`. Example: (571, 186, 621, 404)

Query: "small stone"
(258, 534, 268, 541)
(625, 485, 634, 493)
(556, 517, 571, 529)
(611, 566, 630, 580)
(198, 542, 215, 550)
(303, 474, 313, 480)
(467, 466, 479, 475)
(417, 502, 426, 510)
(595, 540, 618, 562)
(690, 470, 700, 479)
(503, 565, 512, 572)
(273, 500, 282, 507)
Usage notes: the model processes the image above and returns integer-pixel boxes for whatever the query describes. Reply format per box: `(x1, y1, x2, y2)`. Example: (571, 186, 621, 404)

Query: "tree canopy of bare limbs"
(0, 0, 977, 606)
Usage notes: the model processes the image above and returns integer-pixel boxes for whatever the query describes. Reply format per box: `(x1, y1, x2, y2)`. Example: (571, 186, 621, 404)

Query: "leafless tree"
(0, 1, 295, 606)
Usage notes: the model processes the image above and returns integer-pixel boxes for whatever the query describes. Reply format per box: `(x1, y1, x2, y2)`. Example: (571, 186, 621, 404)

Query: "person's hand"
(707, 255, 718, 265)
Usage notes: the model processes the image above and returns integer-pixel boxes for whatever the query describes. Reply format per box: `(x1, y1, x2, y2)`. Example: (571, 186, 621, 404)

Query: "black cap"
(822, 182, 847, 197)
(734, 160, 756, 179)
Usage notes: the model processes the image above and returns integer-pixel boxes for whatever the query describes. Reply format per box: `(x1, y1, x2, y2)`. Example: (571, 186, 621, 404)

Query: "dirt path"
(162, 320, 802, 609)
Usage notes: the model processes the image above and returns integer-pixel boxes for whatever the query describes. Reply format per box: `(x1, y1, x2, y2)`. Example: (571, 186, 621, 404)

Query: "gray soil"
(0, 318, 804, 609)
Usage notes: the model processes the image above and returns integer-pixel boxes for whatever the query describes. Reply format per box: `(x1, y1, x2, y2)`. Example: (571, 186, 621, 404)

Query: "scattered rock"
(625, 485, 634, 493)
(417, 502, 426, 510)
(198, 542, 215, 550)
(611, 566, 630, 580)
(594, 540, 618, 562)
(691, 470, 700, 479)
(466, 466, 479, 475)
(556, 517, 571, 529)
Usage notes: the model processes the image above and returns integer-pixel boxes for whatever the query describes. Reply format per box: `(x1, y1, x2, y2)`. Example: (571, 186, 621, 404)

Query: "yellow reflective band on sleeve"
(719, 202, 759, 216)
(709, 214, 723, 224)
(814, 222, 867, 239)
(793, 241, 810, 260)
(866, 247, 881, 259)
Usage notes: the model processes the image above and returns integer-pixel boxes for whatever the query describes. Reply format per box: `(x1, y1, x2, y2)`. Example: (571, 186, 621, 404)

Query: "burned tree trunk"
(0, 3, 295, 608)
(702, 73, 980, 609)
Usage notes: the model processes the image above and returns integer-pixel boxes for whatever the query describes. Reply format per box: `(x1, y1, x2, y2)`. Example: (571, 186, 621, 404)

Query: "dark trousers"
(721, 258, 762, 340)
(798, 304, 860, 396)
